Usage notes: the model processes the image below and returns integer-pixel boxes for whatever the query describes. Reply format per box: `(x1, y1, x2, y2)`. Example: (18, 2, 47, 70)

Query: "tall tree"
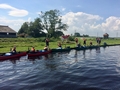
(18, 18, 45, 37)
(28, 18, 44, 37)
(18, 22, 29, 34)
(39, 9, 68, 38)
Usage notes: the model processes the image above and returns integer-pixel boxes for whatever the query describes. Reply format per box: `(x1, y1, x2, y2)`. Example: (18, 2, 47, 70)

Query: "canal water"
(0, 46, 120, 90)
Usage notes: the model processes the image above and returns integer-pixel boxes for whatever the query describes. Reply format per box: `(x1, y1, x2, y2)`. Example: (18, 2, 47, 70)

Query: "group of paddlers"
(30, 38, 50, 53)
(74, 37, 102, 47)
(10, 37, 102, 53)
(10, 38, 50, 54)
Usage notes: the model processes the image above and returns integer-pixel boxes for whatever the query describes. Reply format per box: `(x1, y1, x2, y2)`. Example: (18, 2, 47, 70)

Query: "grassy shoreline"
(0, 38, 120, 53)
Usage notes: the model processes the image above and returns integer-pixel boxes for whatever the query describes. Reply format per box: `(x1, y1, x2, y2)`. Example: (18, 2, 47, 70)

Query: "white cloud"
(1, 8, 120, 37)
(102, 16, 120, 31)
(62, 12, 120, 37)
(0, 17, 26, 32)
(0, 4, 28, 17)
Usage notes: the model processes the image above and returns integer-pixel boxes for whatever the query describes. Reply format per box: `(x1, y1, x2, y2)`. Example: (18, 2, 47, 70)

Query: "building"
(0, 25, 17, 38)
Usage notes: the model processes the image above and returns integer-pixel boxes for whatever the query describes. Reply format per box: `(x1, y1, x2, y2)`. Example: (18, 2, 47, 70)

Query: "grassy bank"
(0, 37, 120, 53)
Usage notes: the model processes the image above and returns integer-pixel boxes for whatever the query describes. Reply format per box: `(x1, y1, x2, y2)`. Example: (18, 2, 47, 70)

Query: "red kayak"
(0, 52, 27, 60)
(28, 50, 51, 57)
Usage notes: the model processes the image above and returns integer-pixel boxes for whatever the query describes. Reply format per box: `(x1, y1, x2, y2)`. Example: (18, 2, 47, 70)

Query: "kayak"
(28, 50, 51, 57)
(72, 45, 100, 50)
(51, 48, 71, 53)
(0, 52, 27, 60)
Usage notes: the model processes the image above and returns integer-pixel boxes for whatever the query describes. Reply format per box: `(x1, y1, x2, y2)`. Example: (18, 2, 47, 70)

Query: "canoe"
(73, 45, 100, 50)
(28, 50, 51, 57)
(0, 52, 27, 60)
(51, 48, 71, 53)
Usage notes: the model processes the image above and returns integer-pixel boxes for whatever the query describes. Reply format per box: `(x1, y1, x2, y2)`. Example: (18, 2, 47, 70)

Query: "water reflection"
(83, 50, 86, 58)
(9, 58, 21, 64)
(96, 47, 100, 53)
(45, 61, 57, 71)
(74, 50, 78, 62)
(1, 46, 120, 89)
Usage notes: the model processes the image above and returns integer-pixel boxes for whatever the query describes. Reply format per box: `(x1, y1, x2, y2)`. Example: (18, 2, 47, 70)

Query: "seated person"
(57, 42, 62, 49)
(44, 46, 48, 51)
(77, 43, 81, 48)
(104, 42, 107, 46)
(11, 46, 17, 53)
(90, 41, 93, 46)
(31, 46, 35, 52)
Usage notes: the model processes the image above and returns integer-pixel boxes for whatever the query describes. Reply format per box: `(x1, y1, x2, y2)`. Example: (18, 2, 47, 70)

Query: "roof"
(0, 25, 16, 33)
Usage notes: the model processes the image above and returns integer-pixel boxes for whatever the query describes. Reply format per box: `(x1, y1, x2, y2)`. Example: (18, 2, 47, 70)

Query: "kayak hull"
(51, 48, 71, 52)
(0, 52, 27, 60)
(28, 50, 51, 57)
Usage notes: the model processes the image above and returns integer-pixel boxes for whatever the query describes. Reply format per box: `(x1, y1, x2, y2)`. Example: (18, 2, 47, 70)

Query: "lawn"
(0, 37, 120, 53)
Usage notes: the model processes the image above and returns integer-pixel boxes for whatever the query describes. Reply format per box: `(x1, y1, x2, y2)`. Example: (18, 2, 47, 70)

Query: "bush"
(68, 36, 74, 41)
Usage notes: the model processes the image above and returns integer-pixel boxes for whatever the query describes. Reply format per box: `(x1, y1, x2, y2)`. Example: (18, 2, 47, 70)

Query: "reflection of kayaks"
(0, 52, 27, 60)
(28, 50, 51, 57)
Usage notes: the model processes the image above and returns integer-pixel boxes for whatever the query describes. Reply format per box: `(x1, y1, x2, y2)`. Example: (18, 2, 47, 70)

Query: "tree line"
(18, 9, 68, 38)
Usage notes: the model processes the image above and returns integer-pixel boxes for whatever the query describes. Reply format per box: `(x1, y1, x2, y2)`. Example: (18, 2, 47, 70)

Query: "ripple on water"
(0, 46, 120, 89)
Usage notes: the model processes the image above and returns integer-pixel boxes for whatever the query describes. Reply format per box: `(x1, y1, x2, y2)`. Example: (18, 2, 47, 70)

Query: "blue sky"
(0, 0, 120, 37)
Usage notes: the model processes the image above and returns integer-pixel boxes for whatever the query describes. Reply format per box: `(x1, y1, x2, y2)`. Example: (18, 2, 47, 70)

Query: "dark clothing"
(75, 38, 78, 43)
(45, 39, 49, 46)
(90, 42, 92, 46)
(44, 47, 48, 51)
(11, 47, 16, 53)
(77, 43, 81, 47)
(83, 40, 86, 45)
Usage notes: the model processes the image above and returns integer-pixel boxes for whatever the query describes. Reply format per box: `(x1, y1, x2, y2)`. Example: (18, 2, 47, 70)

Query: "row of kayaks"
(0, 44, 119, 60)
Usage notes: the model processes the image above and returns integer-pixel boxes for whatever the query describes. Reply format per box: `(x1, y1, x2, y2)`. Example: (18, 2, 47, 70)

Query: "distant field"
(0, 37, 120, 53)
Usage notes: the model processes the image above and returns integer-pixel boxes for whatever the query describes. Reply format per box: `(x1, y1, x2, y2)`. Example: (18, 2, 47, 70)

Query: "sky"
(0, 0, 120, 37)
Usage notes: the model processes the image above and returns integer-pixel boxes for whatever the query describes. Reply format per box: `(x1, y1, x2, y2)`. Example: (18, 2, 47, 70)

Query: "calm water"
(0, 46, 120, 90)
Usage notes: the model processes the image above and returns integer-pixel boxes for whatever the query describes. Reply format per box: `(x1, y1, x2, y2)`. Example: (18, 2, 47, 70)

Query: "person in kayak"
(11, 46, 17, 53)
(58, 42, 62, 49)
(90, 41, 93, 46)
(83, 38, 87, 46)
(77, 42, 81, 48)
(75, 38, 78, 45)
(31, 46, 35, 52)
(44, 46, 48, 51)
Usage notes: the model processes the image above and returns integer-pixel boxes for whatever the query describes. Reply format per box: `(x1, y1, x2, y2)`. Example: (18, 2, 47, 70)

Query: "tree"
(74, 32, 80, 37)
(28, 18, 44, 37)
(18, 9, 68, 38)
(18, 18, 45, 38)
(18, 22, 29, 34)
(39, 9, 68, 38)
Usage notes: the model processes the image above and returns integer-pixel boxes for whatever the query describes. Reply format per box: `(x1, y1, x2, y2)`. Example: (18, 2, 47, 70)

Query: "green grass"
(0, 37, 120, 53)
